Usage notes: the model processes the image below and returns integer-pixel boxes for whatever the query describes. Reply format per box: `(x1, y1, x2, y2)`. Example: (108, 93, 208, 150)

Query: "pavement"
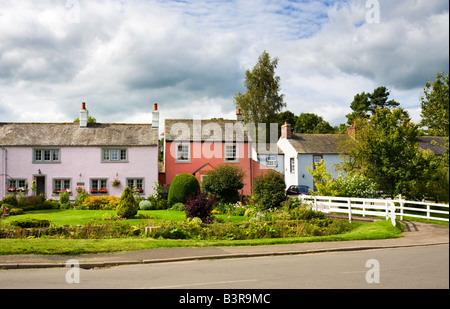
(0, 220, 448, 270)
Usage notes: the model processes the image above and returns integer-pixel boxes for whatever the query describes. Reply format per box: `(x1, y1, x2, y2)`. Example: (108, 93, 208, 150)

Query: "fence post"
(427, 204, 431, 219)
(362, 200, 366, 217)
(347, 198, 352, 223)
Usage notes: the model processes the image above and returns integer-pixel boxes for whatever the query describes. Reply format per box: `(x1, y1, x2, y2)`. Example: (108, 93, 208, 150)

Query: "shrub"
(9, 208, 24, 216)
(139, 200, 153, 210)
(74, 187, 90, 206)
(116, 186, 138, 219)
(171, 202, 185, 211)
(253, 170, 286, 210)
(167, 173, 200, 205)
(10, 217, 52, 228)
(2, 195, 18, 207)
(184, 192, 217, 223)
(201, 164, 245, 203)
(59, 191, 70, 205)
(43, 199, 60, 209)
(81, 196, 119, 210)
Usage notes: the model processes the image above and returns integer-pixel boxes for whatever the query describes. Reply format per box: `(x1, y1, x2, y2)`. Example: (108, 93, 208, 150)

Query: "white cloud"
(0, 0, 448, 128)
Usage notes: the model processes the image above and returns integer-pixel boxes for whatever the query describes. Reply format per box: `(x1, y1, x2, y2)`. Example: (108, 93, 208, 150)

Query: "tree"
(340, 108, 437, 199)
(234, 51, 286, 140)
(253, 170, 286, 210)
(201, 164, 245, 204)
(115, 186, 138, 219)
(295, 113, 335, 134)
(420, 72, 449, 168)
(346, 86, 399, 125)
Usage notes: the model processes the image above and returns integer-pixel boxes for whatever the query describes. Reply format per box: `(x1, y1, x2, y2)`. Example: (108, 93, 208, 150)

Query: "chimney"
(79, 102, 89, 128)
(347, 123, 356, 138)
(152, 103, 159, 131)
(281, 122, 292, 139)
(236, 108, 243, 122)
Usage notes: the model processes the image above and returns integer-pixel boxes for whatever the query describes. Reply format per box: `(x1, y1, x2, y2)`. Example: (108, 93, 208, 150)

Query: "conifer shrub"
(115, 186, 138, 219)
(167, 173, 200, 205)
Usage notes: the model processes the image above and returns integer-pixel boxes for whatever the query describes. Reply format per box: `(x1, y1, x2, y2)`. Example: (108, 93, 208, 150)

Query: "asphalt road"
(1, 244, 448, 290)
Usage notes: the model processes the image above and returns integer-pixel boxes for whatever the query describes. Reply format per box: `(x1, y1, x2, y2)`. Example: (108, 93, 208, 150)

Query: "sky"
(0, 0, 448, 130)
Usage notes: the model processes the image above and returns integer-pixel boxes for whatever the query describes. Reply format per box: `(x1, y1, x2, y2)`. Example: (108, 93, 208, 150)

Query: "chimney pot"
(153, 103, 158, 111)
(82, 102, 86, 110)
(236, 108, 243, 122)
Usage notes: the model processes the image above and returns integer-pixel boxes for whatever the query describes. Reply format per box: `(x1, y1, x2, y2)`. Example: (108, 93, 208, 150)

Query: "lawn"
(0, 207, 405, 255)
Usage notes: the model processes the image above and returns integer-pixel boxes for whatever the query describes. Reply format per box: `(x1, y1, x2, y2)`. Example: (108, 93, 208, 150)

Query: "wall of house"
(297, 154, 342, 190)
(277, 138, 298, 189)
(164, 141, 257, 196)
(1, 146, 158, 200)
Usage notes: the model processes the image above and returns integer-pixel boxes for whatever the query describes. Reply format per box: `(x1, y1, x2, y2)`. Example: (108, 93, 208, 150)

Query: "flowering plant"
(7, 187, 15, 192)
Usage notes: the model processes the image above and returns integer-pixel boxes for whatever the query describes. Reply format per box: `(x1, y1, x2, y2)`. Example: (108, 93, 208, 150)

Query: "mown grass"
(0, 220, 404, 255)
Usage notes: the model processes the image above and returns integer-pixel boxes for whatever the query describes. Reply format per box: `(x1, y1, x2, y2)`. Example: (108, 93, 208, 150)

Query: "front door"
(35, 176, 45, 196)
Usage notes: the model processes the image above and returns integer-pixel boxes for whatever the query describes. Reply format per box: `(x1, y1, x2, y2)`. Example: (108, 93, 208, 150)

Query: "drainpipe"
(1, 146, 7, 198)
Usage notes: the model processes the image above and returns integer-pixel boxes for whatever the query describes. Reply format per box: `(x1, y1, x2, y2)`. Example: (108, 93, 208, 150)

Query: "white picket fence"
(299, 195, 449, 225)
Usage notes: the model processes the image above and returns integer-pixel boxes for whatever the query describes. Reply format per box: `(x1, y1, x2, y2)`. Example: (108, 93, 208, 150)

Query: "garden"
(0, 167, 405, 255)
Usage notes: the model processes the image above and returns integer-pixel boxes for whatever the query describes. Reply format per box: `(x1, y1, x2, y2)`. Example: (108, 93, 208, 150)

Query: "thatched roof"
(0, 122, 158, 147)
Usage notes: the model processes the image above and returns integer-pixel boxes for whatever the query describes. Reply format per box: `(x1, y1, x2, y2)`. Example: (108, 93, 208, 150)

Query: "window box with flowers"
(7, 187, 16, 193)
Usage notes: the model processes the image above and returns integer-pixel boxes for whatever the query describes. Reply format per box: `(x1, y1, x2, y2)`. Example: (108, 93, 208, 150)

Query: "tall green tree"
(420, 72, 449, 168)
(340, 108, 437, 199)
(295, 113, 334, 134)
(346, 86, 399, 125)
(234, 51, 285, 140)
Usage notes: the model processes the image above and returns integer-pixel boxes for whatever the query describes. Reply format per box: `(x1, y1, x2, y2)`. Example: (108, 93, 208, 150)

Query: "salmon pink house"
(163, 110, 272, 196)
(0, 103, 160, 200)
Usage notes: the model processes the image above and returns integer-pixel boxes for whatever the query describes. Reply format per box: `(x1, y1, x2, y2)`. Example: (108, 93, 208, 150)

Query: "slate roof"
(0, 122, 158, 146)
(288, 133, 348, 154)
(418, 136, 446, 155)
(164, 119, 251, 142)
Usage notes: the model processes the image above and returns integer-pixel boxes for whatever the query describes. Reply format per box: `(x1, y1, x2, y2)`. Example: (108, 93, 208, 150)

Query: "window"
(33, 149, 60, 163)
(290, 158, 295, 173)
(127, 178, 144, 193)
(266, 155, 277, 167)
(102, 148, 128, 162)
(7, 179, 27, 192)
(175, 143, 190, 162)
(313, 155, 323, 170)
(224, 143, 238, 162)
(53, 179, 71, 194)
(90, 179, 108, 194)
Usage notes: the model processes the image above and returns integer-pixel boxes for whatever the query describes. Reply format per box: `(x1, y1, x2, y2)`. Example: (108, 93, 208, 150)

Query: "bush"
(171, 202, 185, 211)
(253, 170, 286, 210)
(10, 217, 52, 228)
(201, 164, 245, 203)
(139, 200, 153, 210)
(81, 196, 120, 210)
(43, 199, 60, 209)
(184, 192, 217, 223)
(167, 173, 200, 205)
(2, 195, 18, 207)
(116, 186, 138, 219)
(59, 191, 70, 205)
(9, 208, 24, 216)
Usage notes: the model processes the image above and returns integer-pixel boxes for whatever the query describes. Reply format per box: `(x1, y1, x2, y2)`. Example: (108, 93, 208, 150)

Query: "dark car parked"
(286, 185, 311, 196)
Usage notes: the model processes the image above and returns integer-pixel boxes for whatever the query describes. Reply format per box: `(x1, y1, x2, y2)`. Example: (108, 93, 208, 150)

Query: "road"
(0, 245, 448, 289)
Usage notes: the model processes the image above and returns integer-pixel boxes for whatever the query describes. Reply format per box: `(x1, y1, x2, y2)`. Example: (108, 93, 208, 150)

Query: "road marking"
(147, 279, 258, 289)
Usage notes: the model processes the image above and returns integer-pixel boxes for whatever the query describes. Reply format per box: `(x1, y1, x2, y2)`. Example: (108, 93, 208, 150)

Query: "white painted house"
(277, 122, 346, 191)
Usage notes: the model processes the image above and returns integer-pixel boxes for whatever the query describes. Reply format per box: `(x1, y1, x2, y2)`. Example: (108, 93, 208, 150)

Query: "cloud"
(0, 0, 448, 128)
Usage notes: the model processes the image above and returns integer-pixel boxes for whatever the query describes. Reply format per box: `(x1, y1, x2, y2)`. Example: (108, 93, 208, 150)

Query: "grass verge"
(0, 220, 404, 255)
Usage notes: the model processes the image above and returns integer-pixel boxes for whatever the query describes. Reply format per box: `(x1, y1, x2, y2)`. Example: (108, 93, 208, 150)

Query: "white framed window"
(290, 157, 295, 173)
(7, 179, 27, 192)
(53, 179, 71, 194)
(175, 143, 190, 162)
(102, 148, 128, 162)
(224, 143, 238, 162)
(266, 155, 277, 167)
(90, 179, 108, 194)
(33, 149, 60, 163)
(127, 178, 144, 193)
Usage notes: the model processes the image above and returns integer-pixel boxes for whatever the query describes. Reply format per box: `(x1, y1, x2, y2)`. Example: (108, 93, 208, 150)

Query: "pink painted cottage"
(0, 103, 160, 199)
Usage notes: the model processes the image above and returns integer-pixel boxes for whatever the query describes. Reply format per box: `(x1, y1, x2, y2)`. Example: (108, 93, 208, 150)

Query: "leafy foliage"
(202, 164, 245, 203)
(184, 191, 217, 223)
(253, 170, 286, 210)
(167, 173, 200, 205)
